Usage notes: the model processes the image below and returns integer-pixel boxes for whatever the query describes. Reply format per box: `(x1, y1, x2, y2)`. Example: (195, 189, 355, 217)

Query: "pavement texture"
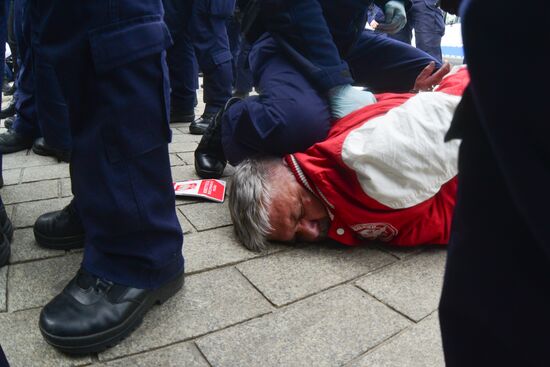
(0, 88, 447, 366)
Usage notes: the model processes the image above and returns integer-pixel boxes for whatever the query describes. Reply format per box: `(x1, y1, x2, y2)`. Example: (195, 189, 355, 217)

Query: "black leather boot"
(32, 137, 71, 163)
(194, 97, 241, 178)
(0, 129, 33, 154)
(39, 268, 184, 354)
(189, 112, 216, 135)
(3, 115, 15, 130)
(33, 201, 85, 250)
(0, 101, 16, 119)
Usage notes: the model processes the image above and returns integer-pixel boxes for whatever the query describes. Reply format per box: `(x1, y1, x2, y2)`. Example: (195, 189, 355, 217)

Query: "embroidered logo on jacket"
(351, 223, 398, 242)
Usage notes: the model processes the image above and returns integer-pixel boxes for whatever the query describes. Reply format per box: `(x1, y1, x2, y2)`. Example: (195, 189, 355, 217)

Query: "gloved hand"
(376, 0, 407, 34)
(328, 85, 377, 119)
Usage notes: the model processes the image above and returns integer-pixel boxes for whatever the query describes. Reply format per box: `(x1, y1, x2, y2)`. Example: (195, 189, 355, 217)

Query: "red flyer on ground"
(173, 179, 226, 203)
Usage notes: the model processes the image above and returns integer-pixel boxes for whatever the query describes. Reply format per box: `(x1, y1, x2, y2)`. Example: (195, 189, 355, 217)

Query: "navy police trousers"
(30, 0, 184, 288)
(164, 0, 235, 114)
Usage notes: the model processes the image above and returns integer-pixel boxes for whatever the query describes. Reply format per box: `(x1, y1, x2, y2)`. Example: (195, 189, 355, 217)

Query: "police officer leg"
(164, 0, 197, 123)
(410, 0, 445, 62)
(234, 39, 253, 98)
(0, 0, 36, 153)
(195, 34, 331, 178)
(2, 22, 36, 153)
(33, 0, 184, 354)
(347, 30, 440, 93)
(226, 13, 241, 83)
(440, 0, 550, 365)
(0, 0, 16, 120)
(0, 0, 8, 100)
(188, 0, 234, 135)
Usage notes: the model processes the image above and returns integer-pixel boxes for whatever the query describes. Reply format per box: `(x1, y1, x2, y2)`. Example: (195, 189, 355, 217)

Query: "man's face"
(267, 177, 330, 243)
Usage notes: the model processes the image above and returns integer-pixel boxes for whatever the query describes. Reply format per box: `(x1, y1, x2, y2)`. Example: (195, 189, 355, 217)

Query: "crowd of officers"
(1, 1, 545, 367)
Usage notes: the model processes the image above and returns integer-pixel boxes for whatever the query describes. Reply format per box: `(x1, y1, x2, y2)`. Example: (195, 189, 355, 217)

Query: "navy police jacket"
(238, 0, 409, 90)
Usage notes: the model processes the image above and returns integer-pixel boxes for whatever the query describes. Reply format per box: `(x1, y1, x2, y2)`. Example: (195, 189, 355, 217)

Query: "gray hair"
(228, 157, 284, 252)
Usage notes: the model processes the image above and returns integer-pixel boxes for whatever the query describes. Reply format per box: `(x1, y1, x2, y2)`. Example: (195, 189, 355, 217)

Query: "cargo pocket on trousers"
(89, 15, 173, 163)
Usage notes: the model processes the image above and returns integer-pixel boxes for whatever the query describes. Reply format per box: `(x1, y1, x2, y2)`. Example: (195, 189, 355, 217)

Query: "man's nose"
(297, 219, 320, 242)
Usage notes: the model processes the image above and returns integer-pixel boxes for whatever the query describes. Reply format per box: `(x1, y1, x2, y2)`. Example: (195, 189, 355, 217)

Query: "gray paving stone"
(171, 164, 234, 184)
(0, 308, 92, 367)
(170, 127, 184, 135)
(169, 141, 199, 154)
(12, 197, 72, 228)
(22, 163, 70, 182)
(184, 227, 258, 274)
(99, 267, 273, 361)
(8, 253, 82, 312)
(171, 133, 202, 144)
(376, 243, 423, 259)
(1, 168, 21, 186)
(3, 151, 53, 170)
(237, 245, 396, 306)
(60, 178, 72, 197)
(169, 122, 189, 130)
(347, 313, 444, 367)
(102, 342, 209, 367)
(172, 164, 201, 182)
(176, 208, 194, 234)
(9, 228, 64, 264)
(356, 249, 447, 321)
(169, 153, 185, 167)
(176, 151, 194, 165)
(197, 285, 411, 367)
(182, 201, 232, 231)
(1, 180, 59, 205)
(0, 266, 7, 312)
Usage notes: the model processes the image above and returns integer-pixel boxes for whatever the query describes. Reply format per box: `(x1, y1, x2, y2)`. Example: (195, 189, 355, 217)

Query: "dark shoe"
(0, 129, 33, 154)
(32, 137, 71, 163)
(39, 268, 184, 354)
(0, 101, 16, 119)
(170, 107, 195, 124)
(3, 115, 14, 130)
(194, 97, 241, 178)
(189, 113, 216, 135)
(34, 201, 85, 250)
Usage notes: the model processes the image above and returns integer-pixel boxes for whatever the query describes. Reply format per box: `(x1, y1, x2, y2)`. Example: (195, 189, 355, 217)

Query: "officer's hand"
(412, 61, 451, 92)
(328, 85, 377, 119)
(376, 1, 407, 34)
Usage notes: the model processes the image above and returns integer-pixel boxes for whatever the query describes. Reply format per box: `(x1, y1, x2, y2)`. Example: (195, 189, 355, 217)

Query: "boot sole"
(189, 125, 207, 135)
(39, 271, 185, 355)
(33, 228, 85, 250)
(170, 115, 195, 124)
(32, 145, 70, 163)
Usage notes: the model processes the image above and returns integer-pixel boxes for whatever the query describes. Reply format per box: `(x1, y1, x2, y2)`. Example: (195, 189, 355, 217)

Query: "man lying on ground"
(228, 67, 469, 251)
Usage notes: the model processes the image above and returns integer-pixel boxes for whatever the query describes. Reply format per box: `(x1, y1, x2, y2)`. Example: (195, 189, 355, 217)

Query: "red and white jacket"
(285, 68, 470, 247)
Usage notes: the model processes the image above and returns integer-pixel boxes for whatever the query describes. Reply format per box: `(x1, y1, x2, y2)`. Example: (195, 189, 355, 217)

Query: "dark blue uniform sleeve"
(263, 0, 355, 91)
